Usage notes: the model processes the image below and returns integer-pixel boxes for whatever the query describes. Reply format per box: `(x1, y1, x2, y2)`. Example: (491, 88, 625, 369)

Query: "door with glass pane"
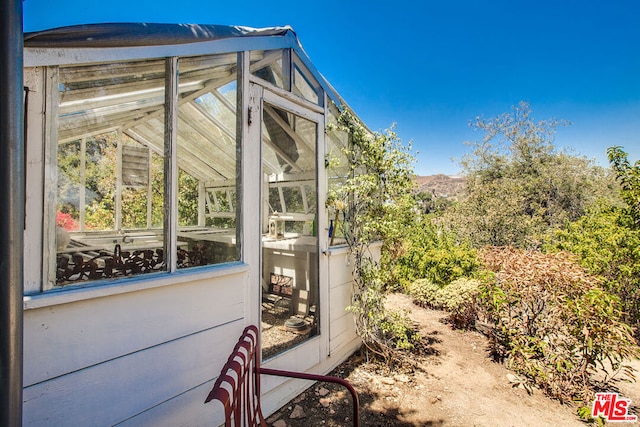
(260, 95, 320, 359)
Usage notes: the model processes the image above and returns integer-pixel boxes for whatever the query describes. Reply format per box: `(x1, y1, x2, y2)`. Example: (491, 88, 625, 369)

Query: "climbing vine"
(327, 108, 419, 361)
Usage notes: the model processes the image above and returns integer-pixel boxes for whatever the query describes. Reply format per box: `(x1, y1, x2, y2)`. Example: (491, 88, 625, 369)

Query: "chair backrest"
(205, 325, 267, 427)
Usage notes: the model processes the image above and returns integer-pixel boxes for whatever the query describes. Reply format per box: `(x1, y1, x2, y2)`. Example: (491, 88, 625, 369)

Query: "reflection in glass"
(55, 59, 167, 287)
(251, 49, 288, 90)
(176, 55, 241, 268)
(261, 104, 319, 359)
(52, 53, 241, 288)
(326, 102, 349, 246)
(292, 52, 321, 105)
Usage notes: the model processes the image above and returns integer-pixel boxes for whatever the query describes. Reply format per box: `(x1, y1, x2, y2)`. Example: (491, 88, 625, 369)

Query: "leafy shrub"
(409, 278, 481, 329)
(348, 257, 422, 363)
(408, 279, 440, 307)
(546, 201, 640, 338)
(479, 246, 638, 403)
(608, 145, 640, 226)
(378, 309, 421, 351)
(576, 405, 606, 426)
(330, 109, 422, 366)
(391, 217, 480, 289)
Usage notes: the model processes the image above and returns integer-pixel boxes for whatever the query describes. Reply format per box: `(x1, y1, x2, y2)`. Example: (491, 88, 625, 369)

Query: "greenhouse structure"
(21, 23, 368, 425)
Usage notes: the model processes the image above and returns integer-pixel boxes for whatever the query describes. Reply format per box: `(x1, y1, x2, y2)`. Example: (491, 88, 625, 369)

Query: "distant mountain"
(414, 174, 466, 198)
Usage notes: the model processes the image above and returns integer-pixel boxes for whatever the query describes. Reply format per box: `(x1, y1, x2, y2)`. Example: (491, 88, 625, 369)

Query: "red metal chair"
(205, 325, 360, 426)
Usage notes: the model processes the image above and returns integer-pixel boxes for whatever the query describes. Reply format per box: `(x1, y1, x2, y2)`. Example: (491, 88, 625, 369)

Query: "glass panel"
(56, 140, 82, 232)
(176, 55, 240, 268)
(121, 147, 163, 229)
(83, 135, 117, 231)
(50, 53, 241, 289)
(54, 60, 166, 287)
(261, 103, 319, 359)
(251, 49, 289, 91)
(292, 53, 321, 105)
(326, 102, 349, 246)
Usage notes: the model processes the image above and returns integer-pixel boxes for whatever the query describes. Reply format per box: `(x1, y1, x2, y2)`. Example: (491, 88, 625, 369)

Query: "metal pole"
(0, 0, 24, 425)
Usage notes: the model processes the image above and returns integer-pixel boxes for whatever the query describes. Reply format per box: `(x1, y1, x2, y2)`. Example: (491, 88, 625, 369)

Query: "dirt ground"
(267, 293, 640, 427)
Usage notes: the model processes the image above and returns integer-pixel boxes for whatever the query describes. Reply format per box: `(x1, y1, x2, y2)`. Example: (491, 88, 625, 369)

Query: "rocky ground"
(266, 293, 640, 427)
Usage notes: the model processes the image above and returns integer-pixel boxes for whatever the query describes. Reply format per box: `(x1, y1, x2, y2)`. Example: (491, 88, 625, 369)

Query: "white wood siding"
(23, 246, 364, 426)
(23, 273, 247, 426)
(22, 54, 365, 425)
(328, 248, 360, 356)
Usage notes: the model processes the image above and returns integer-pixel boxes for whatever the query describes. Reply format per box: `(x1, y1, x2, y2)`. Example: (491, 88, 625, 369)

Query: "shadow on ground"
(267, 331, 446, 427)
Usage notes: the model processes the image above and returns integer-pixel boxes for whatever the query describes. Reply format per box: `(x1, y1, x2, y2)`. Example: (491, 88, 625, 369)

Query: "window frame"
(24, 38, 334, 299)
(38, 54, 244, 292)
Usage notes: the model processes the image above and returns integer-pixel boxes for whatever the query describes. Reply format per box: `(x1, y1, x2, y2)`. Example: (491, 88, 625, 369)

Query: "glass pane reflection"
(261, 103, 319, 359)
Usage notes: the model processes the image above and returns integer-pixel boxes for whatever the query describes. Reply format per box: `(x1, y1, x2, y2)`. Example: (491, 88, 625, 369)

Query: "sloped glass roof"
(23, 23, 363, 289)
(23, 22, 352, 116)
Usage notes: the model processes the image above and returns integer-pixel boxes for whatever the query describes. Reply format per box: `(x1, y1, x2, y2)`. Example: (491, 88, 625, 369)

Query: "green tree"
(178, 169, 199, 226)
(415, 191, 452, 215)
(73, 134, 118, 230)
(546, 202, 640, 332)
(444, 102, 616, 248)
(546, 147, 640, 333)
(608, 145, 640, 226)
(59, 133, 204, 231)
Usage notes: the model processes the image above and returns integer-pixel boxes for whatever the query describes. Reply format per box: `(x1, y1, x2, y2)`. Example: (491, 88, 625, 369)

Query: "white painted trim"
(256, 79, 324, 115)
(43, 66, 60, 291)
(243, 70, 262, 329)
(262, 89, 323, 124)
(317, 95, 330, 360)
(23, 262, 250, 310)
(248, 76, 323, 114)
(262, 334, 321, 377)
(165, 57, 179, 272)
(328, 244, 351, 255)
(115, 132, 123, 230)
(24, 33, 299, 67)
(257, 84, 327, 362)
(197, 181, 206, 226)
(23, 67, 46, 295)
(147, 146, 154, 228)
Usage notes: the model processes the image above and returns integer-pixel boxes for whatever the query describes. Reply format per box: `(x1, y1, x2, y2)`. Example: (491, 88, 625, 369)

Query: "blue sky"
(23, 0, 640, 175)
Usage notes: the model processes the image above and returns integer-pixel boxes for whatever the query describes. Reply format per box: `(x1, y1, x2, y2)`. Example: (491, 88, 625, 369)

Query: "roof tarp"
(24, 23, 293, 48)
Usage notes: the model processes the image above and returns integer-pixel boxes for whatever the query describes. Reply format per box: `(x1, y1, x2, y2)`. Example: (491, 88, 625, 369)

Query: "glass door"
(260, 98, 320, 359)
